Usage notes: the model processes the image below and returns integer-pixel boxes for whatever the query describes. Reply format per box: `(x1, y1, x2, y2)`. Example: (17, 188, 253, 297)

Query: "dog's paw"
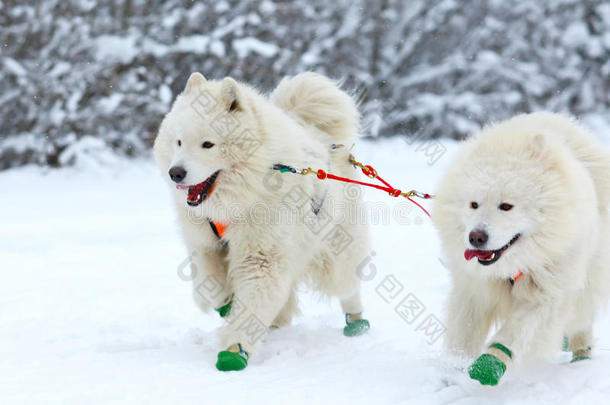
(214, 299, 232, 318)
(571, 346, 592, 363)
(216, 344, 248, 372)
(468, 354, 506, 386)
(343, 319, 370, 337)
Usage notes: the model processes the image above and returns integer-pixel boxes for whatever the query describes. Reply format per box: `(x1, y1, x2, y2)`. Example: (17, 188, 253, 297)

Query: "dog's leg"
(569, 329, 593, 362)
(215, 250, 293, 371)
(340, 289, 363, 314)
(566, 295, 594, 363)
(444, 282, 493, 358)
(271, 289, 299, 328)
(340, 289, 371, 337)
(189, 248, 230, 312)
(469, 299, 561, 386)
(566, 282, 597, 361)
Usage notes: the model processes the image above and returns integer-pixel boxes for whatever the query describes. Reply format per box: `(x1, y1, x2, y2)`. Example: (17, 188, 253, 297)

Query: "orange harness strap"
(209, 220, 228, 240)
(509, 270, 524, 286)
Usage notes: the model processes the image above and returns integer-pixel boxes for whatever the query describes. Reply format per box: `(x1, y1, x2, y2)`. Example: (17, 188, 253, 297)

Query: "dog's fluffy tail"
(546, 113, 610, 211)
(584, 145, 610, 212)
(271, 72, 360, 144)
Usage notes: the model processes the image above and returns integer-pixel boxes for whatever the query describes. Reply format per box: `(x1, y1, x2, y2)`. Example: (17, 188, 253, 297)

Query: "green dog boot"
(562, 336, 569, 352)
(468, 354, 506, 386)
(215, 298, 232, 318)
(571, 347, 592, 363)
(216, 343, 248, 371)
(343, 313, 370, 337)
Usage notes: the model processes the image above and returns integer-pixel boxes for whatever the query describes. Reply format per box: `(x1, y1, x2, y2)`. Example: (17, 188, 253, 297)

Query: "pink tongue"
(464, 250, 493, 261)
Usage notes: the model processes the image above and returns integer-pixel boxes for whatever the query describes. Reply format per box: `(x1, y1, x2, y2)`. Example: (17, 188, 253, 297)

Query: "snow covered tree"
(0, 0, 608, 169)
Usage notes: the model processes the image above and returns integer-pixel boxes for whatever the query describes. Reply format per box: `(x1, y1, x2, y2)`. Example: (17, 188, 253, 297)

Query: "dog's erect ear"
(220, 77, 243, 112)
(528, 133, 547, 159)
(184, 72, 206, 94)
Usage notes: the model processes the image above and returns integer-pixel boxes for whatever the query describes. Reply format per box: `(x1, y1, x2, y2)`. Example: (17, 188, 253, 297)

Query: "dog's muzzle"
(175, 170, 221, 206)
(464, 233, 521, 266)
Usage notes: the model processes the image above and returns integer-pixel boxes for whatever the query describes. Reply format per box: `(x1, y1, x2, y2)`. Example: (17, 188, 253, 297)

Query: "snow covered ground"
(2, 137, 610, 404)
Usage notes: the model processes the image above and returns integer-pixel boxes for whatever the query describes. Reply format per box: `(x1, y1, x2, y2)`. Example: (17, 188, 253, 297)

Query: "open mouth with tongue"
(176, 170, 221, 207)
(464, 234, 521, 266)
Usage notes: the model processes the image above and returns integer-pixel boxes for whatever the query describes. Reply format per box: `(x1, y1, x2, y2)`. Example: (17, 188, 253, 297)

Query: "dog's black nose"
(169, 166, 187, 183)
(469, 230, 488, 248)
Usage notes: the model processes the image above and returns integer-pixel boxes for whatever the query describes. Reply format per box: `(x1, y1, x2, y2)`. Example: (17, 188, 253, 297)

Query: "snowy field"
(2, 137, 610, 404)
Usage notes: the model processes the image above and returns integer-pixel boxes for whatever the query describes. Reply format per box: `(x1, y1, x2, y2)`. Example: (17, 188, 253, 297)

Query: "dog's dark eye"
(499, 203, 514, 211)
(177, 140, 182, 147)
(470, 202, 479, 209)
(201, 141, 215, 149)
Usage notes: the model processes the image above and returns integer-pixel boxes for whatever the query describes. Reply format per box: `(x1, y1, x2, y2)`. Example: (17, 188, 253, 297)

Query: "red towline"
(302, 155, 434, 218)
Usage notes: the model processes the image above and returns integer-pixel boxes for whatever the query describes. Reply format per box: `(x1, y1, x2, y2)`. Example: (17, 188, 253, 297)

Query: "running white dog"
(433, 112, 610, 385)
(154, 72, 371, 371)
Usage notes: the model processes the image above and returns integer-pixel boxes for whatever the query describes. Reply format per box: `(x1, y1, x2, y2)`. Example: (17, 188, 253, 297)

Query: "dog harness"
(206, 161, 332, 243)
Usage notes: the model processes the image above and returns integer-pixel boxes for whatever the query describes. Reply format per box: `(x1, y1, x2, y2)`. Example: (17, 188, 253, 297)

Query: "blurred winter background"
(0, 0, 609, 170)
(3, 2, 610, 403)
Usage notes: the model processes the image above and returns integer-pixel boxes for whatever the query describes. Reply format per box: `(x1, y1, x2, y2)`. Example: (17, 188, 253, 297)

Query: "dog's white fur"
(434, 112, 610, 366)
(154, 72, 370, 357)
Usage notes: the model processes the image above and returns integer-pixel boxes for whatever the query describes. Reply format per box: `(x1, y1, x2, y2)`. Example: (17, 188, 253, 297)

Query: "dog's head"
(153, 73, 263, 207)
(434, 125, 575, 279)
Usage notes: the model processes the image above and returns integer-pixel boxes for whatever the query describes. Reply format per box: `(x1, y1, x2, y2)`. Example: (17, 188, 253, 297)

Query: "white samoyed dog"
(433, 112, 610, 385)
(154, 72, 371, 371)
